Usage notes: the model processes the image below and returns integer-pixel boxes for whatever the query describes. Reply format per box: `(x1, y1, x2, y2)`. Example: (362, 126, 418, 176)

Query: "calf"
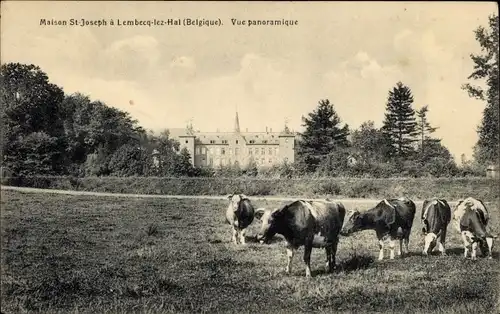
(255, 200, 346, 278)
(225, 194, 255, 245)
(454, 197, 497, 259)
(421, 198, 451, 256)
(340, 197, 416, 260)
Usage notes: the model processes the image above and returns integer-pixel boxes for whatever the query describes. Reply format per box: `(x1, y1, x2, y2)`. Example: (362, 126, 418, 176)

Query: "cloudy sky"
(2, 1, 497, 160)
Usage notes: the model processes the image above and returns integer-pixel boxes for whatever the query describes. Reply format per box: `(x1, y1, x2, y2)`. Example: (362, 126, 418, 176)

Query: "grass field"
(1, 190, 500, 313)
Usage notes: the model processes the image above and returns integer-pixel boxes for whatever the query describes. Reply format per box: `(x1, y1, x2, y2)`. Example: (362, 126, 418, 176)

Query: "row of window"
(196, 146, 279, 156)
(203, 138, 289, 145)
(207, 158, 275, 166)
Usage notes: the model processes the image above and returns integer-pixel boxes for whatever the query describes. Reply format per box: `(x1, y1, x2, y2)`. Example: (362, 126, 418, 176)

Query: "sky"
(1, 1, 498, 161)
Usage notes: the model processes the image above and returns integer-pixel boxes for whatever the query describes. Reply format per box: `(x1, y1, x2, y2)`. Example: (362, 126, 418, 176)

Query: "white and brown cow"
(421, 198, 452, 256)
(255, 200, 346, 278)
(454, 197, 497, 259)
(225, 194, 255, 245)
(340, 197, 416, 260)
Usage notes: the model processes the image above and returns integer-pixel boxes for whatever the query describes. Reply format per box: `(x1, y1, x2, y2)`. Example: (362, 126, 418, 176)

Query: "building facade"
(171, 113, 295, 168)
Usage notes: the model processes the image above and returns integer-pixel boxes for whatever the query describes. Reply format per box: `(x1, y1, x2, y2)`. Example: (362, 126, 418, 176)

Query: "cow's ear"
(226, 194, 234, 200)
(271, 207, 282, 218)
(254, 208, 266, 220)
(239, 194, 248, 200)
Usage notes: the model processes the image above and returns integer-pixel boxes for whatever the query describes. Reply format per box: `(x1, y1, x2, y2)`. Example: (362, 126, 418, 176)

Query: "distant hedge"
(1, 175, 497, 201)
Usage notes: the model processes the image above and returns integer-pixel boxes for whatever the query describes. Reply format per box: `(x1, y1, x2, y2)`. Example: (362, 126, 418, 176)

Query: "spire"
(234, 111, 241, 133)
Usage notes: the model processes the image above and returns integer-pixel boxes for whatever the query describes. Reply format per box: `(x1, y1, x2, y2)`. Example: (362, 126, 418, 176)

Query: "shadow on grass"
(445, 246, 499, 259)
(244, 236, 285, 245)
(336, 254, 376, 273)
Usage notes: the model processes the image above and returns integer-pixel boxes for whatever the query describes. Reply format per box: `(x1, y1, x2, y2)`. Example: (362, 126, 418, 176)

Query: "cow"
(454, 197, 497, 259)
(254, 200, 346, 278)
(340, 197, 416, 260)
(225, 194, 255, 245)
(421, 198, 452, 256)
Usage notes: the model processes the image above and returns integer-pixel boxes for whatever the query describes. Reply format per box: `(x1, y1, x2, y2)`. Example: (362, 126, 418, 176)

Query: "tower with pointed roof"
(234, 111, 241, 133)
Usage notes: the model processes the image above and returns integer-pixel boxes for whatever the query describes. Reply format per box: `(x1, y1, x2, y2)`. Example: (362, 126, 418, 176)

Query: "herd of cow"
(225, 194, 497, 277)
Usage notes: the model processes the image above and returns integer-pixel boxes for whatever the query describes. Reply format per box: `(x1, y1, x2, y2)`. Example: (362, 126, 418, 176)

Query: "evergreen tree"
(172, 147, 194, 176)
(462, 14, 499, 166)
(416, 105, 439, 156)
(297, 99, 349, 172)
(381, 82, 418, 157)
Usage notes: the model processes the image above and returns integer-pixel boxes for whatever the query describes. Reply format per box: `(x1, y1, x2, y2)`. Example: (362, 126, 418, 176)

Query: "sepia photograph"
(1, 1, 499, 313)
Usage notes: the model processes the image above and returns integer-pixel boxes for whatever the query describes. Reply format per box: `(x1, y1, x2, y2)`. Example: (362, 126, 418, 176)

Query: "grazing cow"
(340, 197, 416, 260)
(421, 198, 452, 256)
(225, 194, 255, 245)
(255, 200, 346, 278)
(454, 197, 497, 259)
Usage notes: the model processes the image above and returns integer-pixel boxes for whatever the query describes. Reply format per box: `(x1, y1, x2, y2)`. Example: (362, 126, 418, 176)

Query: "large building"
(170, 112, 295, 168)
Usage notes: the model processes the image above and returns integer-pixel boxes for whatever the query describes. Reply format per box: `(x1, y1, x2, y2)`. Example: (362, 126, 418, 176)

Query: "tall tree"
(382, 82, 418, 157)
(462, 14, 499, 166)
(0, 63, 67, 175)
(297, 99, 349, 172)
(416, 105, 439, 156)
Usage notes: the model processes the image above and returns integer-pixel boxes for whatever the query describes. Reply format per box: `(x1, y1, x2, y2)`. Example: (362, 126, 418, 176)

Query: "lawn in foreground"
(1, 191, 499, 313)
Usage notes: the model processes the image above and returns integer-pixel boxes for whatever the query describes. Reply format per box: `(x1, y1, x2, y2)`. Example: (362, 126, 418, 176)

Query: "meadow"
(1, 190, 500, 313)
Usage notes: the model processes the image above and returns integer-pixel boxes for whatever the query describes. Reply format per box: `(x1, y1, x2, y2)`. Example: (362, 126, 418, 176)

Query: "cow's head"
(255, 207, 282, 244)
(226, 194, 248, 213)
(340, 209, 363, 236)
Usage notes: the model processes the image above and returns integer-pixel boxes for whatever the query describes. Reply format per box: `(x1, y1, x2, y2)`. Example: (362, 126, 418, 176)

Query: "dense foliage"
(462, 14, 499, 166)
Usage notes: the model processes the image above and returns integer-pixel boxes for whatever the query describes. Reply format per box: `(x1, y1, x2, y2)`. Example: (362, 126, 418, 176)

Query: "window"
(235, 148, 239, 155)
(229, 148, 232, 155)
(222, 140, 228, 144)
(196, 147, 201, 154)
(202, 147, 206, 154)
(269, 158, 272, 163)
(248, 148, 252, 155)
(275, 147, 279, 155)
(261, 158, 265, 164)
(236, 140, 239, 144)
(269, 148, 273, 155)
(209, 157, 213, 166)
(210, 140, 215, 144)
(221, 148, 226, 155)
(255, 148, 259, 155)
(263, 140, 268, 144)
(285, 138, 289, 143)
(185, 140, 188, 144)
(216, 148, 220, 155)
(209, 148, 214, 155)
(249, 140, 255, 144)
(261, 148, 265, 155)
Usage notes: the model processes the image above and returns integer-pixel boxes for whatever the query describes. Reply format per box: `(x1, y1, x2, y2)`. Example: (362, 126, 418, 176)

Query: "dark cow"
(340, 197, 416, 260)
(454, 197, 497, 259)
(421, 198, 452, 256)
(225, 194, 255, 245)
(255, 200, 346, 278)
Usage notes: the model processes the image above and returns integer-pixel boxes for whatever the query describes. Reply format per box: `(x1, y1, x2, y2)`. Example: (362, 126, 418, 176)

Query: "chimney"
(266, 126, 268, 133)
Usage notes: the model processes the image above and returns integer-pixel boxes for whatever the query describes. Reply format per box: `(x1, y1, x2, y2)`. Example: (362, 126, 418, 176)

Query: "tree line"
(1, 15, 497, 179)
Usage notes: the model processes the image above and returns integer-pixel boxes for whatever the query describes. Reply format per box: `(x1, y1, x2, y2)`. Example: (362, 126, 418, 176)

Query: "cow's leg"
(461, 233, 470, 258)
(325, 246, 332, 272)
(398, 239, 403, 257)
(486, 237, 493, 259)
(239, 228, 246, 245)
(232, 227, 238, 244)
(389, 239, 396, 260)
(378, 240, 385, 261)
(403, 231, 410, 255)
(438, 229, 447, 256)
(471, 242, 478, 260)
(303, 242, 313, 278)
(330, 238, 339, 272)
(285, 243, 295, 274)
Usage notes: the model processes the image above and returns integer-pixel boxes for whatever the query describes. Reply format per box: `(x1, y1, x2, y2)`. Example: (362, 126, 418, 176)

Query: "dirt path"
(0, 185, 462, 205)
